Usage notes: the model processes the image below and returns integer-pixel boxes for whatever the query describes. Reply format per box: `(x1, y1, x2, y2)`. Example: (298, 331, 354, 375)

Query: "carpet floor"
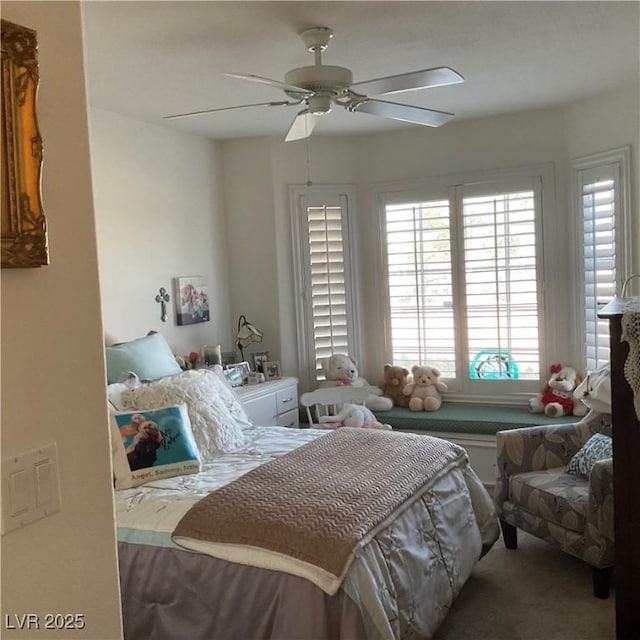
(433, 530, 615, 640)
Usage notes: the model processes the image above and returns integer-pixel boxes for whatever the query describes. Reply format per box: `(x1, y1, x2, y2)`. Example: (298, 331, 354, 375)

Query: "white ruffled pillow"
(121, 369, 250, 460)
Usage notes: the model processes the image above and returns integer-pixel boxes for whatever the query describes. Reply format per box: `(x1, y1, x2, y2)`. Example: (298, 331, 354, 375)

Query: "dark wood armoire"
(598, 297, 640, 639)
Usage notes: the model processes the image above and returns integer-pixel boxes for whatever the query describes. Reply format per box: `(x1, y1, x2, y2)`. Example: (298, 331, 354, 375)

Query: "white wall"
(1, 3, 122, 638)
(89, 109, 232, 358)
(221, 138, 279, 364)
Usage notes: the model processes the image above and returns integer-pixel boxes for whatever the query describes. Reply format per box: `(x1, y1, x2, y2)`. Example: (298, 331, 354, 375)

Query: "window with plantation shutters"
(460, 187, 541, 383)
(384, 200, 456, 377)
(308, 204, 350, 364)
(378, 171, 546, 396)
(572, 148, 630, 373)
(291, 186, 359, 390)
(581, 169, 617, 371)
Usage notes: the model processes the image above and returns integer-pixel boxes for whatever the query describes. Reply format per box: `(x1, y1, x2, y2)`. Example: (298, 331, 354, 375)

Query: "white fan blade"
(285, 110, 318, 142)
(354, 99, 455, 127)
(164, 100, 296, 120)
(224, 73, 313, 96)
(351, 67, 464, 97)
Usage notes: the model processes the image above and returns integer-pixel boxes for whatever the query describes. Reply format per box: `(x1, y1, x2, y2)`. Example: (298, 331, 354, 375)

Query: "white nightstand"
(234, 377, 299, 427)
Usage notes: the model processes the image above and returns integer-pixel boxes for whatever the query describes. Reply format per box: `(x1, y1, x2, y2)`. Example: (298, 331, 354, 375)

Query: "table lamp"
(235, 314, 264, 362)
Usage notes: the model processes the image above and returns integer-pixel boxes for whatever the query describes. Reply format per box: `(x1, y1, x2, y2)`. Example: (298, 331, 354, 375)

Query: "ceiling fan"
(165, 26, 464, 141)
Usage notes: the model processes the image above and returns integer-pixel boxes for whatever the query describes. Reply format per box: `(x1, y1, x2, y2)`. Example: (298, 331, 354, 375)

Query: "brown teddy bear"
(380, 364, 410, 408)
(403, 365, 448, 411)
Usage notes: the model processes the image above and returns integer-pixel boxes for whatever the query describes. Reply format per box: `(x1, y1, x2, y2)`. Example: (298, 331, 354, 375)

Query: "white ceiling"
(82, 1, 640, 142)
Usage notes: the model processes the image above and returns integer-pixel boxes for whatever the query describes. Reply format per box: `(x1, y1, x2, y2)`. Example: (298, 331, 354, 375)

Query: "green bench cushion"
(371, 404, 576, 436)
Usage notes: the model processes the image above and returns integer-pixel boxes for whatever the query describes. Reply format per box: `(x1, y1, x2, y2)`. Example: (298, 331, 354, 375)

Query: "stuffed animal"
(319, 354, 393, 411)
(573, 363, 611, 415)
(317, 404, 392, 430)
(380, 364, 411, 408)
(528, 364, 588, 417)
(403, 365, 448, 411)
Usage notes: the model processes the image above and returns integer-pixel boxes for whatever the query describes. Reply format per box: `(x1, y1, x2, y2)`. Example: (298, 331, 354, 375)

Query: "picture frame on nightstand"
(251, 351, 271, 373)
(263, 360, 282, 381)
(224, 367, 244, 387)
(226, 361, 251, 384)
(203, 344, 222, 366)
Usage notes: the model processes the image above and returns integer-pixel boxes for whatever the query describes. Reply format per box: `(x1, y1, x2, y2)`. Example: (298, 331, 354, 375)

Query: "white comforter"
(115, 425, 499, 640)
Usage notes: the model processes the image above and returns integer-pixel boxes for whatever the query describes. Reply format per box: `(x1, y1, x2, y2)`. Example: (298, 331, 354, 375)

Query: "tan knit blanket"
(172, 427, 466, 594)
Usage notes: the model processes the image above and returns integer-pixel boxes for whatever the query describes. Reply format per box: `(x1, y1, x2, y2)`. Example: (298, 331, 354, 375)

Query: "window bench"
(371, 403, 575, 435)
(371, 404, 576, 488)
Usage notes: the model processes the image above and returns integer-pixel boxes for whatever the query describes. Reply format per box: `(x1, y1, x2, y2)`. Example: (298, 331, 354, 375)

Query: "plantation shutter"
(382, 180, 543, 390)
(291, 186, 358, 389)
(580, 164, 619, 372)
(307, 204, 351, 373)
(460, 185, 541, 381)
(384, 200, 456, 377)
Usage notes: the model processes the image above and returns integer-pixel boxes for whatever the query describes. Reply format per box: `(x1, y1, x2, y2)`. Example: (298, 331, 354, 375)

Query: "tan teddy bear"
(403, 365, 448, 411)
(380, 364, 411, 408)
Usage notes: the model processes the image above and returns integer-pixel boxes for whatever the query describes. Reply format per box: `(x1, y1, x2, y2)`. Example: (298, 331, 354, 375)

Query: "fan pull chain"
(305, 123, 313, 186)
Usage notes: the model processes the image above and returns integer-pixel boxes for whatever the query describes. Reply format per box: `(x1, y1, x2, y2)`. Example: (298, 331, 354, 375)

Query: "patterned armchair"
(494, 411, 614, 598)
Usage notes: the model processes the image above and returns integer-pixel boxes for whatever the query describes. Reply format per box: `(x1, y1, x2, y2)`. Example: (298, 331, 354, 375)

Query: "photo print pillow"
(111, 404, 201, 489)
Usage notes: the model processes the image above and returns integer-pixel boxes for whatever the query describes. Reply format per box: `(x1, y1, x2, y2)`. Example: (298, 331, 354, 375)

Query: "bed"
(106, 336, 499, 640)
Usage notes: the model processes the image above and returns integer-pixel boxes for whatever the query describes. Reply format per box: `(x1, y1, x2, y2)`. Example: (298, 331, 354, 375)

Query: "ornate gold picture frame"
(1, 19, 48, 268)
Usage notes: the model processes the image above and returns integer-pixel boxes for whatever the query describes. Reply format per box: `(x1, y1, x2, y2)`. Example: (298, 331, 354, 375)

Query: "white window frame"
(373, 164, 554, 403)
(453, 176, 546, 396)
(290, 184, 362, 392)
(571, 146, 632, 372)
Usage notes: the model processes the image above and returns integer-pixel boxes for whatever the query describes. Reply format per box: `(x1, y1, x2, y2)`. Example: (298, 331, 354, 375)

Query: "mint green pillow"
(106, 333, 181, 384)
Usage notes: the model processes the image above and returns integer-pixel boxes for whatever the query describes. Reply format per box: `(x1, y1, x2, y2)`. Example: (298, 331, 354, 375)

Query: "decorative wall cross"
(155, 287, 170, 322)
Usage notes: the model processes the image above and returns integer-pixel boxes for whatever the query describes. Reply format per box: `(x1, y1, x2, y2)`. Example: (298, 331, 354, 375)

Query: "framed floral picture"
(174, 276, 210, 325)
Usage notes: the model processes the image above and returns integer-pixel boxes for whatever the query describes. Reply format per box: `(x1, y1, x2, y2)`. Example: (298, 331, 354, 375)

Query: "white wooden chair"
(299, 385, 384, 426)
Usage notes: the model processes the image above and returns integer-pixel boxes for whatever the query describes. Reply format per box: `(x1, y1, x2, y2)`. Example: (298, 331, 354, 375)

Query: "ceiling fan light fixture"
(307, 94, 332, 115)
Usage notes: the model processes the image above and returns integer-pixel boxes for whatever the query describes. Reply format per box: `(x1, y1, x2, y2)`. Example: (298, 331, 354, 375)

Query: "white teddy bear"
(319, 354, 393, 411)
(318, 403, 392, 430)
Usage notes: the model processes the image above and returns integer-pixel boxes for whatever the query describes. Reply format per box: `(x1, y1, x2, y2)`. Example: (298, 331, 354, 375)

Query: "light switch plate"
(1, 443, 62, 535)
